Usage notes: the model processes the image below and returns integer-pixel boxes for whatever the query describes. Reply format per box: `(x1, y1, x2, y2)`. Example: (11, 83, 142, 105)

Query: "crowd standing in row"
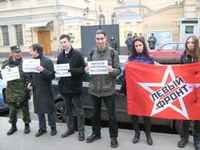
(1, 29, 200, 149)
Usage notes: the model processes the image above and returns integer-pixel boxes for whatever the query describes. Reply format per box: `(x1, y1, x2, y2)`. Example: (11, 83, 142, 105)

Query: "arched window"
(111, 12, 117, 24)
(99, 14, 105, 25)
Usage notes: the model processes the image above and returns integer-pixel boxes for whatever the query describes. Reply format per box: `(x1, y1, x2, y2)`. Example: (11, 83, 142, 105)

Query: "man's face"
(29, 47, 39, 58)
(11, 52, 22, 60)
(60, 37, 71, 49)
(96, 33, 107, 49)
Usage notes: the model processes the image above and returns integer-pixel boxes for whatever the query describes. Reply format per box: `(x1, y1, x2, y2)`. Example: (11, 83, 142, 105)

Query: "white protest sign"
(1, 66, 20, 82)
(23, 59, 40, 73)
(88, 60, 108, 75)
(54, 64, 71, 77)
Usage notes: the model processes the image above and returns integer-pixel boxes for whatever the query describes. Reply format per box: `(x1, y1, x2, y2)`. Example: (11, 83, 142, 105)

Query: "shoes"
(177, 137, 188, 148)
(110, 137, 118, 148)
(24, 124, 30, 134)
(146, 134, 153, 145)
(50, 127, 57, 136)
(194, 136, 200, 150)
(132, 131, 140, 144)
(194, 144, 200, 150)
(35, 129, 47, 137)
(86, 133, 101, 143)
(7, 125, 17, 136)
(61, 130, 74, 138)
(78, 132, 85, 141)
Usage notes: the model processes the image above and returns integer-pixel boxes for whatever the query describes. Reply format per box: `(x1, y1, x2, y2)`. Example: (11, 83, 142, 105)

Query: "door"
(37, 31, 51, 54)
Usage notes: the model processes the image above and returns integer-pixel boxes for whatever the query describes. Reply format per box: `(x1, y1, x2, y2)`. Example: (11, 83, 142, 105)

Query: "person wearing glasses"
(85, 29, 120, 148)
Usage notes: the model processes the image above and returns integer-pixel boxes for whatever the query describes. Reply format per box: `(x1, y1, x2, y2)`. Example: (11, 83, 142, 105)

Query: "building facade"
(0, 0, 199, 53)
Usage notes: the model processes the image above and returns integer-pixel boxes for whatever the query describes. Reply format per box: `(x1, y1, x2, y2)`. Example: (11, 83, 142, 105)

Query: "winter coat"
(121, 54, 154, 94)
(31, 55, 55, 113)
(57, 48, 85, 95)
(88, 46, 120, 97)
(180, 52, 198, 64)
(128, 54, 154, 64)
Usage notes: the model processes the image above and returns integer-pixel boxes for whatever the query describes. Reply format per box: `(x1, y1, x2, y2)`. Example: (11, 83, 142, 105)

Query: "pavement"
(0, 117, 194, 150)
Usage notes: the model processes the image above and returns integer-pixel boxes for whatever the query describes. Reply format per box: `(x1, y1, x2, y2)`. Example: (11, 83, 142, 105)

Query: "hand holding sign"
(108, 65, 114, 73)
(36, 65, 44, 72)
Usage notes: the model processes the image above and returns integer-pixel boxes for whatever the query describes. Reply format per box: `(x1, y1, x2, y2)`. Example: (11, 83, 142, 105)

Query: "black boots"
(7, 123, 30, 135)
(132, 131, 140, 144)
(78, 131, 85, 141)
(177, 137, 188, 148)
(7, 123, 17, 136)
(132, 131, 153, 145)
(61, 130, 74, 138)
(178, 137, 189, 147)
(50, 127, 57, 136)
(194, 135, 200, 150)
(86, 133, 101, 143)
(145, 132, 153, 145)
(110, 137, 118, 148)
(24, 123, 30, 134)
(35, 129, 47, 137)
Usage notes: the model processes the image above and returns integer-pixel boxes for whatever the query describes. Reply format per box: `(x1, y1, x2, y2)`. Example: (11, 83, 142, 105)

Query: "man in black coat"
(29, 43, 57, 137)
(57, 34, 85, 141)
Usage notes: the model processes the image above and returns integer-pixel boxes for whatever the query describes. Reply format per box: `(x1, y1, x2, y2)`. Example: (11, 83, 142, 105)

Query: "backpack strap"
(89, 50, 95, 61)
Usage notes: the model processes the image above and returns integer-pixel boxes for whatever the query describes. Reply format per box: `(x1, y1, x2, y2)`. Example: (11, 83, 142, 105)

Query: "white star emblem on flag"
(138, 65, 199, 119)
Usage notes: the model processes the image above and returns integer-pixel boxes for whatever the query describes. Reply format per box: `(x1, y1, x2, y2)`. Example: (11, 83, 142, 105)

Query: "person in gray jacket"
(85, 29, 120, 148)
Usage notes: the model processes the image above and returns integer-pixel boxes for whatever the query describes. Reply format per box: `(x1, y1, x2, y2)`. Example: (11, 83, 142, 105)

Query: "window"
(111, 13, 117, 24)
(161, 43, 177, 50)
(1, 25, 9, 46)
(185, 25, 194, 34)
(99, 14, 105, 25)
(15, 24, 24, 45)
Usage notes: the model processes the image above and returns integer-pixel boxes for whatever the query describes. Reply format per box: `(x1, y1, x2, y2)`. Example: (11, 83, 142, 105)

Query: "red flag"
(125, 62, 200, 120)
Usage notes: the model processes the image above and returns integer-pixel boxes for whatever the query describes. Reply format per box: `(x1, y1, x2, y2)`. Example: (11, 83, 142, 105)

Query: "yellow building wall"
(142, 6, 183, 42)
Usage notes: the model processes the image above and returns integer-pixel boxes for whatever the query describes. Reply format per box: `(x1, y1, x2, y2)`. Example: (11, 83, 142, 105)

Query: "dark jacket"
(88, 46, 120, 97)
(121, 54, 154, 94)
(31, 55, 55, 113)
(57, 48, 85, 95)
(180, 52, 198, 64)
(128, 54, 154, 64)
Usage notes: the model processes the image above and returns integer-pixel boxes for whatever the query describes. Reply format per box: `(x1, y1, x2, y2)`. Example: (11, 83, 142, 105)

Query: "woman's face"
(186, 37, 195, 51)
(134, 40, 144, 54)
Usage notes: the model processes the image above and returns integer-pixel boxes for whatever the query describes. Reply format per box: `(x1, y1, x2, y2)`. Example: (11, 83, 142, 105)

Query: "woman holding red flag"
(127, 37, 154, 145)
(177, 35, 200, 150)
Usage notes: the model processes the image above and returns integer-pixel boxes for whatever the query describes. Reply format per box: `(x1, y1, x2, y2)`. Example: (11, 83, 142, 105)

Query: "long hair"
(131, 37, 150, 57)
(185, 35, 199, 60)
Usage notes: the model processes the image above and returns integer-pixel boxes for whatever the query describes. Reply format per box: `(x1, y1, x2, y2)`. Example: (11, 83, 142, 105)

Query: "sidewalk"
(0, 117, 193, 150)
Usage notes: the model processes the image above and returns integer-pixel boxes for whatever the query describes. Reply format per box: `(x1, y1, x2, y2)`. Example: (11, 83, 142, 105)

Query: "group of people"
(124, 34, 200, 150)
(2, 29, 200, 150)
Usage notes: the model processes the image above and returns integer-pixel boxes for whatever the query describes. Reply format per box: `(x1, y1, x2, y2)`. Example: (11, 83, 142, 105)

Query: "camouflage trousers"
(8, 100, 31, 124)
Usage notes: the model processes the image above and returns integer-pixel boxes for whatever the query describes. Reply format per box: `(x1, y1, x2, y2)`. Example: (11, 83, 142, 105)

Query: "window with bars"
(15, 24, 24, 45)
(99, 14, 105, 25)
(1, 25, 9, 46)
(111, 12, 117, 24)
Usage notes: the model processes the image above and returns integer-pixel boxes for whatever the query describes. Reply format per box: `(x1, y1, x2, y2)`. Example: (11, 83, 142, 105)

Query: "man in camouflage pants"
(1, 46, 31, 135)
